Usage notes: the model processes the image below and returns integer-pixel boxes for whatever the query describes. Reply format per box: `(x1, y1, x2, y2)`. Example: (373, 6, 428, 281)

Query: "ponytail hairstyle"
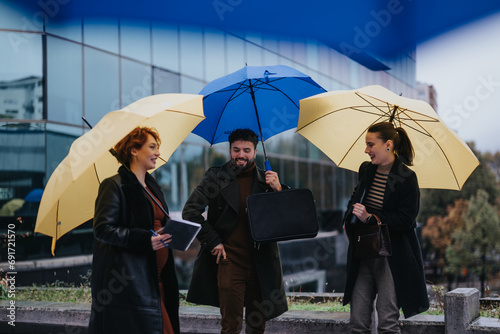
(367, 122, 414, 166)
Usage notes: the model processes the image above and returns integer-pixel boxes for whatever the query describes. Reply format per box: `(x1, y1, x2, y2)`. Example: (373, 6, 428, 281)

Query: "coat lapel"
(218, 162, 269, 214)
(359, 162, 376, 202)
(382, 158, 403, 208)
(218, 162, 239, 214)
(118, 166, 169, 228)
(252, 167, 268, 194)
(220, 181, 239, 213)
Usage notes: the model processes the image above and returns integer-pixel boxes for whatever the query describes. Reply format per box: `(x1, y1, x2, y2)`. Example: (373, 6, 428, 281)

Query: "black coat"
(343, 159, 429, 318)
(89, 166, 180, 334)
(182, 161, 288, 320)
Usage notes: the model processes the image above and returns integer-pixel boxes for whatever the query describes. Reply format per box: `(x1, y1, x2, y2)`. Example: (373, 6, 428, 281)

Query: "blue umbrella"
(24, 188, 44, 202)
(194, 65, 326, 170)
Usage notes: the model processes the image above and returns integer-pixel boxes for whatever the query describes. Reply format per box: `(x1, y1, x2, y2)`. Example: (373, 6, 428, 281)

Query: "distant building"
(0, 76, 43, 120)
(417, 82, 438, 112)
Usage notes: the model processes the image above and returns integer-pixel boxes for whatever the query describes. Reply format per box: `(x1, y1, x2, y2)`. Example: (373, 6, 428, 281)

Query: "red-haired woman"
(89, 126, 179, 334)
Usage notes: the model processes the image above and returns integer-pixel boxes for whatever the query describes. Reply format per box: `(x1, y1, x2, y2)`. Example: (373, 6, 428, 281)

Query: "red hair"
(114, 127, 161, 165)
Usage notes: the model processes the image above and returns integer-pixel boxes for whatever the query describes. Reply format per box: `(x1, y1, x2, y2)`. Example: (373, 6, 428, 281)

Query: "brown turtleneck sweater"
(224, 162, 256, 270)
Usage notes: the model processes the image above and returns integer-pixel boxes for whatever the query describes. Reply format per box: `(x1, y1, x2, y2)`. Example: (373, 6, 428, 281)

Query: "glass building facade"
(0, 1, 417, 264)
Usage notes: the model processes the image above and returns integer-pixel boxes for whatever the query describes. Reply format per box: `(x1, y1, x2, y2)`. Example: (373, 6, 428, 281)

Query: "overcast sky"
(416, 11, 500, 154)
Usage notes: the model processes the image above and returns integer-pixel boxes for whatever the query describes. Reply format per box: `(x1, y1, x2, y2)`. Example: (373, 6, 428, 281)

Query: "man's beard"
(231, 157, 254, 171)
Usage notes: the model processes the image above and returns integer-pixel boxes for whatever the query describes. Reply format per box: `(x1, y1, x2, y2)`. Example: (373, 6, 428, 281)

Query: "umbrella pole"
(248, 80, 272, 171)
(389, 105, 399, 123)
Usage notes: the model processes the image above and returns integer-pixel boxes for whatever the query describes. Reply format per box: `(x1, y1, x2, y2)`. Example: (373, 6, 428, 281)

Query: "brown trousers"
(217, 258, 266, 334)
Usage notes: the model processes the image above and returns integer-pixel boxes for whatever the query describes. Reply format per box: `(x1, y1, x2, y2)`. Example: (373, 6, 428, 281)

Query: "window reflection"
(292, 39, 307, 65)
(120, 59, 152, 109)
(0, 76, 43, 120)
(84, 47, 120, 126)
(204, 28, 226, 82)
(306, 40, 319, 70)
(0, 31, 43, 120)
(154, 149, 181, 211)
(0, 123, 45, 218)
(120, 19, 151, 64)
(152, 22, 180, 73)
(281, 159, 296, 189)
(208, 145, 227, 167)
(0, 1, 44, 31)
(83, 17, 119, 54)
(180, 76, 204, 94)
(179, 25, 203, 79)
(246, 43, 263, 66)
(324, 165, 335, 208)
(226, 34, 245, 73)
(311, 163, 322, 207)
(263, 49, 279, 67)
(46, 36, 83, 125)
(182, 143, 205, 206)
(46, 18, 82, 43)
(153, 67, 180, 94)
(46, 128, 78, 179)
(297, 135, 310, 158)
(298, 161, 309, 189)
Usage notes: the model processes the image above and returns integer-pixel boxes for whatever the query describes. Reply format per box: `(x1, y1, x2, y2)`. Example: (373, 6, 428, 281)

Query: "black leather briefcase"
(246, 188, 319, 243)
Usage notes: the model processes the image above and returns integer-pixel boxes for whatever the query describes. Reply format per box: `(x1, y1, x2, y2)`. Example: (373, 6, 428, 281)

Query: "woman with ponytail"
(342, 122, 429, 333)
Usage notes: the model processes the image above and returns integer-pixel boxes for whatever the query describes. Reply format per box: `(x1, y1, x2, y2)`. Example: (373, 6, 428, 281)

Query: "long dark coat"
(343, 158, 429, 318)
(89, 166, 180, 334)
(182, 161, 288, 320)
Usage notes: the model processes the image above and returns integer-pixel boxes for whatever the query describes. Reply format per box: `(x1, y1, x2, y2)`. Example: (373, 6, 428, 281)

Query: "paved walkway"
(0, 300, 447, 333)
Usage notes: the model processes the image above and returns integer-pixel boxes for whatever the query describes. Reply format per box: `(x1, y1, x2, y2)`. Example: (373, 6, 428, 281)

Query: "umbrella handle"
(265, 160, 272, 172)
(349, 188, 366, 224)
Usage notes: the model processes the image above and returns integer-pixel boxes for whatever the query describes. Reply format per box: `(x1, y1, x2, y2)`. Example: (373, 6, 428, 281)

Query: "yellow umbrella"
(34, 94, 205, 254)
(297, 85, 479, 190)
(0, 198, 25, 216)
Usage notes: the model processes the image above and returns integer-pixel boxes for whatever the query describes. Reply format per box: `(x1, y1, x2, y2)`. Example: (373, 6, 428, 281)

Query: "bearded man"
(183, 128, 288, 334)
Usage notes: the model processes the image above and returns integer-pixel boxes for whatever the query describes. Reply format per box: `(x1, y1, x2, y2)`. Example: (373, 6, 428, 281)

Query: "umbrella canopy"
(0, 198, 25, 216)
(193, 65, 326, 168)
(24, 188, 43, 202)
(34, 94, 205, 254)
(297, 85, 480, 190)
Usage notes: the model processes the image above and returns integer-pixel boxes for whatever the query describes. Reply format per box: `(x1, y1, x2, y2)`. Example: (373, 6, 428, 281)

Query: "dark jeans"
(217, 258, 266, 334)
